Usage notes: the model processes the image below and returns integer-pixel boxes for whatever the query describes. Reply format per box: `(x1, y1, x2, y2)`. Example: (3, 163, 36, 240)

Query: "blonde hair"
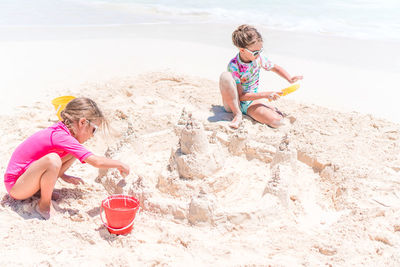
(232, 24, 263, 48)
(60, 97, 108, 135)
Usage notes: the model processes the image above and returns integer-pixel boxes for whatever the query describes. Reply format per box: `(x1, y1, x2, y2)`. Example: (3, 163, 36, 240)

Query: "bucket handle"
(55, 104, 62, 115)
(99, 206, 141, 233)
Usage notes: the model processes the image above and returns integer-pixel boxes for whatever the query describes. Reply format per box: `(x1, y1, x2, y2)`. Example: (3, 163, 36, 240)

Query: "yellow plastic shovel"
(279, 84, 300, 96)
(268, 84, 300, 101)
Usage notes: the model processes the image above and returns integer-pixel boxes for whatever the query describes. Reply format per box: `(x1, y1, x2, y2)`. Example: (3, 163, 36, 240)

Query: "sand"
(1, 23, 400, 266)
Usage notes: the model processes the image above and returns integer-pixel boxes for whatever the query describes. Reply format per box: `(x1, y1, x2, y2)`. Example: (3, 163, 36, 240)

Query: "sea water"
(0, 0, 399, 41)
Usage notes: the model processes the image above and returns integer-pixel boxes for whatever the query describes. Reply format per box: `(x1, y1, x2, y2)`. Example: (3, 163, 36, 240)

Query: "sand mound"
(1, 72, 400, 265)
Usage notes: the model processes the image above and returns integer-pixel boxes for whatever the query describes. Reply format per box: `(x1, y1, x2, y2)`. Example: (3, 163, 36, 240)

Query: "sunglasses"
(87, 120, 98, 135)
(245, 47, 263, 57)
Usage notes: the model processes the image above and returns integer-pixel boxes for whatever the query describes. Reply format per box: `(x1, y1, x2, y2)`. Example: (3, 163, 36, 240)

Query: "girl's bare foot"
(229, 113, 242, 129)
(35, 200, 56, 220)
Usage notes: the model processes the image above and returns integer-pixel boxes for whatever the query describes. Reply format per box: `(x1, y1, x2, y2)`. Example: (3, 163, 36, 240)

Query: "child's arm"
(85, 155, 130, 177)
(237, 84, 280, 101)
(271, 65, 303, 84)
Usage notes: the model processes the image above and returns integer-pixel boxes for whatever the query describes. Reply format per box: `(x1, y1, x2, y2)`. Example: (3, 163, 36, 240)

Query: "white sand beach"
(1, 21, 400, 266)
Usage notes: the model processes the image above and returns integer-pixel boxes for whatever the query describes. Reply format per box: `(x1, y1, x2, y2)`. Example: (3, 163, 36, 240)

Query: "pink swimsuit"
(4, 122, 93, 193)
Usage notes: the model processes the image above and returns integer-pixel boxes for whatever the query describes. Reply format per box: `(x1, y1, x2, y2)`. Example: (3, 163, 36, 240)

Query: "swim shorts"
(240, 100, 253, 115)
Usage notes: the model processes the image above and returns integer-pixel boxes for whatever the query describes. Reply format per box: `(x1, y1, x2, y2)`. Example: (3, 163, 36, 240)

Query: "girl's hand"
(118, 163, 130, 177)
(61, 174, 84, 185)
(267, 92, 281, 101)
(289, 76, 303, 83)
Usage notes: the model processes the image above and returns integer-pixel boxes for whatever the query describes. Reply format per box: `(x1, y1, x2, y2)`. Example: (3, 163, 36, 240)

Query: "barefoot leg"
(247, 100, 283, 128)
(9, 153, 62, 219)
(219, 72, 242, 129)
(33, 154, 75, 201)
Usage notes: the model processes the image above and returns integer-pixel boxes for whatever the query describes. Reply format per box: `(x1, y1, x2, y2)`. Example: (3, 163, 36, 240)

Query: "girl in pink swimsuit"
(4, 97, 130, 220)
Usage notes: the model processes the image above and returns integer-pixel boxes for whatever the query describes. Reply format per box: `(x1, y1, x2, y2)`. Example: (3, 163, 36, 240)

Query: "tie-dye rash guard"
(227, 53, 274, 114)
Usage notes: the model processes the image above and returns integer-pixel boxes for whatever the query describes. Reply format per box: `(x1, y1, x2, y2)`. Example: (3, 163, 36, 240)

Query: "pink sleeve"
(51, 131, 93, 163)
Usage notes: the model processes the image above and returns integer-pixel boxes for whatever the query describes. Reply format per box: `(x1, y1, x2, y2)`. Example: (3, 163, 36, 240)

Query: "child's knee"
(219, 72, 234, 86)
(268, 115, 283, 128)
(44, 153, 62, 170)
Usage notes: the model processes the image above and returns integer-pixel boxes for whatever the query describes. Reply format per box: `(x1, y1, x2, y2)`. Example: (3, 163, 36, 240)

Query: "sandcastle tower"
(169, 109, 224, 180)
(154, 109, 223, 224)
(264, 134, 298, 207)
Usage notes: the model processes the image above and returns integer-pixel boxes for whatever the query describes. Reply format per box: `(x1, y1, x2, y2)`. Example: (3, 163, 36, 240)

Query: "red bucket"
(100, 194, 140, 235)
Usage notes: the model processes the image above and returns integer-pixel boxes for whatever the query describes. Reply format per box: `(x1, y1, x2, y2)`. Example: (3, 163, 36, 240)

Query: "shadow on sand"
(0, 187, 85, 220)
(207, 105, 233, 123)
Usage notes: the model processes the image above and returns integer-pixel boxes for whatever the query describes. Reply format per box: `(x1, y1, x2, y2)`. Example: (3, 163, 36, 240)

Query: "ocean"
(0, 0, 399, 41)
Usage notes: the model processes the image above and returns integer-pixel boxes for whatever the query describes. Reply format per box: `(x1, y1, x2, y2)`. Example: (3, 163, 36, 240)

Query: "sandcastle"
(94, 105, 336, 228)
(169, 108, 224, 180)
(263, 134, 298, 207)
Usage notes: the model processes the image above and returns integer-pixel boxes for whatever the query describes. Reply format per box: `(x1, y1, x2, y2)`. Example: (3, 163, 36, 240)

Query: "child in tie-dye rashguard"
(219, 24, 303, 129)
(228, 53, 275, 114)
